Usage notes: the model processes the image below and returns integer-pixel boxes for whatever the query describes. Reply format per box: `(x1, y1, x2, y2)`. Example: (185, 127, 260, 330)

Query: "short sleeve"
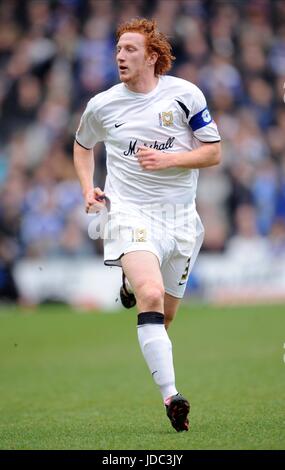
(176, 85, 221, 143)
(75, 98, 105, 149)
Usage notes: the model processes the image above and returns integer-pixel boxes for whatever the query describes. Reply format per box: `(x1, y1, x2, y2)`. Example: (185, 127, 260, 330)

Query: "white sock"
(137, 312, 178, 401)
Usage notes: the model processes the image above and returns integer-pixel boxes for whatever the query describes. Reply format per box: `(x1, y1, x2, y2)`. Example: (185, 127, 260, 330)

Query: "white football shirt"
(75, 75, 221, 207)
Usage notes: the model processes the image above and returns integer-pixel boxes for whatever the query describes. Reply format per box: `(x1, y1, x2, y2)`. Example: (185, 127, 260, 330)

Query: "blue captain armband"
(189, 107, 212, 131)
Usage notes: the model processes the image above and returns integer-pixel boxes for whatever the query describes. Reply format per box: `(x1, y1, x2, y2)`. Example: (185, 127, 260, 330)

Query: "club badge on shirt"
(159, 111, 174, 127)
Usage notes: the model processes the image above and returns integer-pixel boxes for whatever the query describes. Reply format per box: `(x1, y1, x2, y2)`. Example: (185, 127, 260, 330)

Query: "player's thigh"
(121, 250, 164, 293)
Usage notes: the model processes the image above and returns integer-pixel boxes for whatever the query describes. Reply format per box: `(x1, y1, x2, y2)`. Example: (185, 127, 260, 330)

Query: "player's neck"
(124, 75, 159, 94)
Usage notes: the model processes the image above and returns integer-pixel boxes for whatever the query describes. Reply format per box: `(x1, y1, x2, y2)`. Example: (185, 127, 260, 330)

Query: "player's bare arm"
(137, 142, 221, 171)
(73, 140, 105, 213)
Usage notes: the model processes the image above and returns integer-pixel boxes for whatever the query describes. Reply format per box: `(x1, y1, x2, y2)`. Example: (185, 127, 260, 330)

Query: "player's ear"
(147, 51, 158, 66)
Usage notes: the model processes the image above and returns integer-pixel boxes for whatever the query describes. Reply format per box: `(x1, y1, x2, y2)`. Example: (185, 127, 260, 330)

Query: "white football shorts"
(103, 203, 204, 298)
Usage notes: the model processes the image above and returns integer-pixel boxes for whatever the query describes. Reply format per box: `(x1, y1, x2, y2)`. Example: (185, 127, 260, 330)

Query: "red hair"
(116, 18, 175, 76)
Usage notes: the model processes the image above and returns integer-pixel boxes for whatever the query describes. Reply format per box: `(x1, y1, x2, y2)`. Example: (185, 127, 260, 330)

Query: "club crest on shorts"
(133, 227, 147, 242)
(159, 111, 174, 127)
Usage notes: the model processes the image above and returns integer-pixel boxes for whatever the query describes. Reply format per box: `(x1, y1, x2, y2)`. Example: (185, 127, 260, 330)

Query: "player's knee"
(136, 281, 164, 309)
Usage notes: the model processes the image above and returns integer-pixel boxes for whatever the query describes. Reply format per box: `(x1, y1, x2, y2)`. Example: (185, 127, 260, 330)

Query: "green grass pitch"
(0, 302, 284, 450)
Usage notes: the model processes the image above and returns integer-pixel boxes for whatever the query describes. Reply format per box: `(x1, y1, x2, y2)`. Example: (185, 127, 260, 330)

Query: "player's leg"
(164, 293, 181, 330)
(121, 268, 181, 329)
(160, 252, 194, 432)
(163, 290, 190, 431)
(121, 250, 180, 412)
(121, 250, 164, 312)
(120, 271, 136, 308)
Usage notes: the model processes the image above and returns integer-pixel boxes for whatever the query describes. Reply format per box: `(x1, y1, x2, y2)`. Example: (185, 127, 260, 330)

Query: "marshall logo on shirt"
(123, 137, 175, 156)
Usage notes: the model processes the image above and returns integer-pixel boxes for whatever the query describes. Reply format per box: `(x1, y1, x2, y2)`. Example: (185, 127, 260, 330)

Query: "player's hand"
(84, 187, 106, 214)
(137, 146, 174, 170)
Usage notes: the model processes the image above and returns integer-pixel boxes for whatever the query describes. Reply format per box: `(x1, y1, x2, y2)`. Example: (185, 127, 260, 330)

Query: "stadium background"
(0, 0, 285, 452)
(1, 0, 285, 307)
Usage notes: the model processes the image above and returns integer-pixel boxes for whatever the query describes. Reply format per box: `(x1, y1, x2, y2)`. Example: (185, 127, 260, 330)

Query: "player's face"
(116, 32, 153, 84)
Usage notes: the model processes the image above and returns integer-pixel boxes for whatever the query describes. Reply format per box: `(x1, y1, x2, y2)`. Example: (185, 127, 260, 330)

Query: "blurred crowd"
(1, 0, 285, 300)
